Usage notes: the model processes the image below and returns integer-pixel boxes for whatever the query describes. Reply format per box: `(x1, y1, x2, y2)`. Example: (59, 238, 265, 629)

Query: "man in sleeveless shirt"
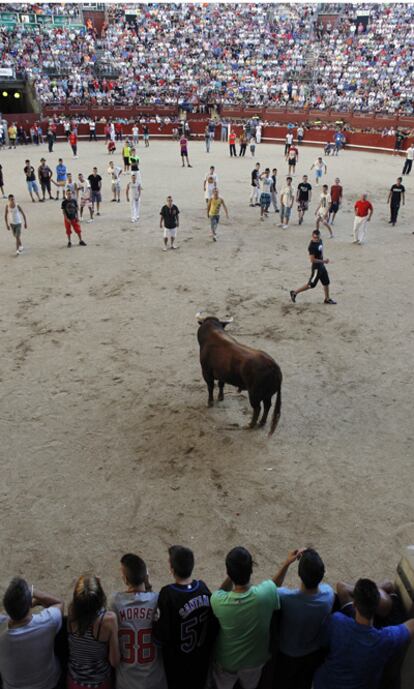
(111, 553, 167, 689)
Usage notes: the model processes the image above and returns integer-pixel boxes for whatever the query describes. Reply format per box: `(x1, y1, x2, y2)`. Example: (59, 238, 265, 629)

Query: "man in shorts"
(180, 135, 192, 167)
(160, 195, 180, 250)
(122, 141, 131, 172)
(259, 168, 272, 221)
(328, 178, 343, 225)
(287, 144, 299, 175)
(24, 159, 42, 202)
(61, 189, 87, 248)
(310, 157, 327, 185)
(204, 166, 218, 206)
(88, 167, 102, 216)
(284, 131, 294, 158)
(38, 158, 55, 201)
(5, 195, 27, 255)
(296, 175, 312, 225)
(107, 161, 122, 203)
(207, 188, 229, 241)
(315, 185, 333, 238)
(290, 229, 336, 305)
(76, 173, 94, 222)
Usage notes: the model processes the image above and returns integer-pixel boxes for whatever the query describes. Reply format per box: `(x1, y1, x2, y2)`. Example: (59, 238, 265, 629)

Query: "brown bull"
(197, 315, 282, 435)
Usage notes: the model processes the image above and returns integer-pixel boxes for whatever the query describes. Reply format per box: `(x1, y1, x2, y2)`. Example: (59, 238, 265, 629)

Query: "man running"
(61, 189, 86, 248)
(38, 158, 55, 201)
(108, 161, 122, 203)
(207, 188, 229, 241)
(76, 173, 94, 223)
(126, 172, 142, 223)
(310, 157, 327, 185)
(5, 194, 27, 255)
(204, 166, 218, 206)
(290, 229, 336, 305)
(179, 135, 192, 167)
(279, 177, 295, 229)
(160, 195, 180, 250)
(296, 175, 312, 225)
(328, 178, 343, 225)
(88, 167, 102, 216)
(353, 193, 373, 245)
(24, 160, 42, 202)
(387, 177, 405, 227)
(315, 185, 333, 237)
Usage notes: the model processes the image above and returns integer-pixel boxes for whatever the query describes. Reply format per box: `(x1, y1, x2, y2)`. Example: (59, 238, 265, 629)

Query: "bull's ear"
(220, 317, 234, 329)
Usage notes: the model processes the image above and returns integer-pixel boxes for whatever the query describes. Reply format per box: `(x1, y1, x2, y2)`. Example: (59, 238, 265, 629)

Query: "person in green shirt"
(129, 148, 140, 173)
(211, 546, 303, 689)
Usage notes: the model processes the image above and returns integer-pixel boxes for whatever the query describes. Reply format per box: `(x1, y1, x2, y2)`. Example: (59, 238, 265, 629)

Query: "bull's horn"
(195, 311, 205, 322)
(221, 316, 234, 324)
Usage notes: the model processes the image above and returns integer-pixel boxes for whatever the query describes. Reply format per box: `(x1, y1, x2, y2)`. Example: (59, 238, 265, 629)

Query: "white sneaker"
(19, 245, 24, 252)
(277, 223, 283, 227)
(282, 224, 288, 229)
(15, 250, 20, 255)
(162, 246, 167, 251)
(86, 219, 93, 224)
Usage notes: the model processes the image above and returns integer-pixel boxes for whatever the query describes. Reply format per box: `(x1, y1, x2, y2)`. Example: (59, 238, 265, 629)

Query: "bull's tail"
(269, 385, 281, 436)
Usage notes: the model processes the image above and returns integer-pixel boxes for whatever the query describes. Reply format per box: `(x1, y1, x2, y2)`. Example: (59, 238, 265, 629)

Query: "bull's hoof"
(208, 400, 214, 408)
(218, 394, 224, 402)
(247, 423, 258, 430)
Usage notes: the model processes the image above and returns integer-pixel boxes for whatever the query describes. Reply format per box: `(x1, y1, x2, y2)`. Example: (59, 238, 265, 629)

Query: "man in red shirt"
(69, 131, 78, 159)
(229, 130, 237, 157)
(328, 177, 343, 225)
(353, 193, 373, 245)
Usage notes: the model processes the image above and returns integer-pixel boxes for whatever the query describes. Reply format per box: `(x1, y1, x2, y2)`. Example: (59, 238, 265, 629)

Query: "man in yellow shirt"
(207, 188, 229, 241)
(8, 123, 17, 149)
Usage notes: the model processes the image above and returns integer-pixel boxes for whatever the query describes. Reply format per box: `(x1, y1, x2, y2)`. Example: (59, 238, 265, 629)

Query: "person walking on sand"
(204, 166, 218, 206)
(108, 161, 122, 203)
(387, 177, 405, 227)
(180, 135, 192, 167)
(69, 130, 78, 159)
(259, 168, 272, 221)
(126, 172, 142, 223)
(5, 194, 27, 255)
(229, 129, 237, 157)
(207, 188, 229, 241)
(160, 195, 180, 250)
(38, 158, 55, 201)
(353, 193, 373, 245)
(55, 158, 67, 200)
(76, 173, 94, 223)
(249, 162, 261, 207)
(315, 185, 333, 238)
(310, 157, 327, 185)
(122, 140, 131, 173)
(279, 177, 295, 229)
(61, 189, 86, 248)
(290, 229, 336, 305)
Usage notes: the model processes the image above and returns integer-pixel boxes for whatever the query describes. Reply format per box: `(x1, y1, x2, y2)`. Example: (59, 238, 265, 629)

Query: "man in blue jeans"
(314, 578, 414, 689)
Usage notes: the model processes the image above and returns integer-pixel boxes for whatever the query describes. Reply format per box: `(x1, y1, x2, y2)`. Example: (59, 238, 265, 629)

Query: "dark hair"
(225, 546, 253, 585)
(353, 578, 380, 619)
(169, 545, 194, 579)
(121, 553, 147, 587)
(286, 176, 292, 182)
(298, 549, 325, 589)
(3, 577, 32, 621)
(312, 229, 321, 236)
(69, 575, 106, 636)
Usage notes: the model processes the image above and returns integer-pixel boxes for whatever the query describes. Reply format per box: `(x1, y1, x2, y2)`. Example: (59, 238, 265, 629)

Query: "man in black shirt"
(61, 189, 86, 248)
(296, 175, 312, 225)
(290, 229, 336, 304)
(249, 162, 261, 206)
(387, 177, 405, 226)
(160, 196, 180, 250)
(88, 167, 102, 215)
(153, 546, 215, 689)
(38, 158, 55, 201)
(24, 159, 42, 202)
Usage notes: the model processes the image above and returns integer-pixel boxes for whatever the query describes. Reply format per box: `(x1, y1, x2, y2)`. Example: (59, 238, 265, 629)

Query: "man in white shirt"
(204, 166, 218, 205)
(0, 577, 63, 689)
(315, 185, 333, 237)
(108, 160, 122, 203)
(132, 124, 139, 146)
(279, 176, 295, 229)
(76, 173, 94, 222)
(126, 172, 142, 223)
(402, 144, 413, 175)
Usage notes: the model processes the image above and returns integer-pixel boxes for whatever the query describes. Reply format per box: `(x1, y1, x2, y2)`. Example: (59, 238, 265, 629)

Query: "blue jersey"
(56, 164, 67, 182)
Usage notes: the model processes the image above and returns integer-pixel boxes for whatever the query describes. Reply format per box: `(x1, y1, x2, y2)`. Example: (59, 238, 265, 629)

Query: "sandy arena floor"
(0, 138, 413, 599)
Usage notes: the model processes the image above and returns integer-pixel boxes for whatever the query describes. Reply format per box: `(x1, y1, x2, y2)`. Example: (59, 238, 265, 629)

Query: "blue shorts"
(316, 169, 323, 179)
(27, 180, 39, 193)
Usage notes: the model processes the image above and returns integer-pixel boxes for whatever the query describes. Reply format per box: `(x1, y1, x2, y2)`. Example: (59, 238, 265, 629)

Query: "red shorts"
(64, 217, 81, 236)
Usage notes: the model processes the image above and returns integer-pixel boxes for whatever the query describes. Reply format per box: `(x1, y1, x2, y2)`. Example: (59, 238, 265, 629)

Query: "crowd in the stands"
(0, 3, 413, 114)
(0, 545, 413, 689)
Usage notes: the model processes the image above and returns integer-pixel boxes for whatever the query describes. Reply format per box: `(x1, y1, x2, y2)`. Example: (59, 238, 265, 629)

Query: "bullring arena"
(0, 2, 414, 687)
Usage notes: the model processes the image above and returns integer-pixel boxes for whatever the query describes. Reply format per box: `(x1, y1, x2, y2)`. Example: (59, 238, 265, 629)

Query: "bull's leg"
(249, 405, 261, 429)
(259, 397, 272, 427)
(202, 369, 215, 407)
(218, 381, 225, 401)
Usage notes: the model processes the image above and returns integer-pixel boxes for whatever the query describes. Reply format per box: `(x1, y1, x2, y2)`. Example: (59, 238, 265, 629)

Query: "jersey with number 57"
(111, 591, 167, 689)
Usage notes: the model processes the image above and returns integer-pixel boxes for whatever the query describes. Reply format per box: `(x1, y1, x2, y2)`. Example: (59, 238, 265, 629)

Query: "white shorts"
(112, 181, 121, 192)
(163, 227, 177, 239)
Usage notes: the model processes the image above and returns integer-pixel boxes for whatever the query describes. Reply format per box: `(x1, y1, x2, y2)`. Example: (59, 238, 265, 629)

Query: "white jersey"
(108, 165, 122, 185)
(111, 591, 167, 689)
(129, 175, 142, 199)
(65, 181, 76, 194)
(318, 191, 331, 215)
(286, 133, 293, 145)
(7, 205, 22, 224)
(261, 176, 272, 194)
(204, 171, 218, 199)
(77, 180, 90, 199)
(314, 158, 326, 171)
